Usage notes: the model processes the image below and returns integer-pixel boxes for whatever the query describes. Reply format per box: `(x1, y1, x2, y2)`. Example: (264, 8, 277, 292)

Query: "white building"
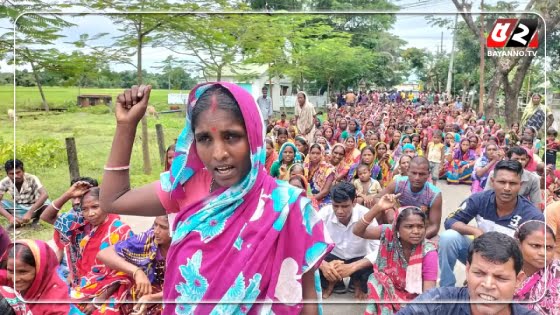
(202, 64, 293, 112)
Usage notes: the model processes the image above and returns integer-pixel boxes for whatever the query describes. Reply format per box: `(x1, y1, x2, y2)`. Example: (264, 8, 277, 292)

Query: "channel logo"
(486, 18, 539, 48)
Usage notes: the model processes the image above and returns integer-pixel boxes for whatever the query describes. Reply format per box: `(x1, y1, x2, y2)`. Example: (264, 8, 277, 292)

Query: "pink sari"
(514, 259, 560, 314)
(159, 82, 333, 315)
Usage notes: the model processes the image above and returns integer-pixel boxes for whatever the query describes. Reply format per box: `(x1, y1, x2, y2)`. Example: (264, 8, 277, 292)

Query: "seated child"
(353, 164, 382, 205)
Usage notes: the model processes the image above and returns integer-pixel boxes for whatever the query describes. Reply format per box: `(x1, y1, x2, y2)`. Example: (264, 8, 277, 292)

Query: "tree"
(452, 0, 560, 126)
(76, 0, 201, 174)
(158, 14, 247, 81)
(56, 51, 106, 94)
(402, 47, 428, 82)
(303, 38, 371, 93)
(1, 2, 74, 111)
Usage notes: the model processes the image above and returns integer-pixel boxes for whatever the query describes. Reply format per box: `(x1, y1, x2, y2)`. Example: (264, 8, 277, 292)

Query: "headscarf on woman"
(330, 143, 351, 183)
(1, 240, 73, 315)
(341, 118, 365, 145)
(446, 139, 477, 185)
(365, 208, 437, 314)
(304, 144, 335, 209)
(159, 82, 333, 314)
(471, 143, 499, 193)
(270, 142, 303, 180)
(374, 142, 394, 188)
(294, 91, 317, 144)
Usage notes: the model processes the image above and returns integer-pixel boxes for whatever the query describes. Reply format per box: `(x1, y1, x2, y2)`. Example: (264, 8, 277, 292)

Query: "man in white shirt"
(256, 86, 272, 125)
(318, 182, 379, 300)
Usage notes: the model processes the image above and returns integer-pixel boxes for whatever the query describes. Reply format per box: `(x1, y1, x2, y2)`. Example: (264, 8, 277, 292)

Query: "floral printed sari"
(514, 259, 560, 315)
(365, 224, 437, 315)
(304, 149, 335, 209)
(159, 82, 333, 315)
(116, 228, 166, 315)
(70, 215, 132, 314)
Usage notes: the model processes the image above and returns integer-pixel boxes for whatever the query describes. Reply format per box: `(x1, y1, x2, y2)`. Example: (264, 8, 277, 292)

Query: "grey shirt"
(256, 96, 272, 121)
(484, 170, 542, 206)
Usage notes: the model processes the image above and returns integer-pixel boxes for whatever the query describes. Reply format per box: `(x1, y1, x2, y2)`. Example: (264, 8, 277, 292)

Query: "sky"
(0, 0, 532, 75)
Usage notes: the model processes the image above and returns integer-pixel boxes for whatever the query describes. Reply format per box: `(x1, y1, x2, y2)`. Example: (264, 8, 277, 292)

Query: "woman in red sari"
(265, 138, 278, 173)
(68, 187, 133, 314)
(330, 143, 350, 184)
(1, 239, 73, 315)
(353, 196, 438, 315)
(343, 137, 361, 166)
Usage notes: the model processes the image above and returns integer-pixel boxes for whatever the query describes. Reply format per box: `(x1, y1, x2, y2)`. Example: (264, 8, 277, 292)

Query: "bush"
(0, 138, 66, 169)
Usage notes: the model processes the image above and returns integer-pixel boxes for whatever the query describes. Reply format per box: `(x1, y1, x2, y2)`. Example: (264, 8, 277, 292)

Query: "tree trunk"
(462, 81, 469, 112)
(485, 74, 500, 119)
(502, 54, 534, 127)
(138, 27, 152, 175)
(29, 60, 49, 112)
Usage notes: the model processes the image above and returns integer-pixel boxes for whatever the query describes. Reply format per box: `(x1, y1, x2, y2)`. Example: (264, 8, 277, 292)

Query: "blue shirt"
(444, 190, 544, 237)
(396, 287, 538, 315)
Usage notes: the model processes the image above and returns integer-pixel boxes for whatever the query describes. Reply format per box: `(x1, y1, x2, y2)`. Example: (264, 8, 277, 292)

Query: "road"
(119, 180, 472, 314)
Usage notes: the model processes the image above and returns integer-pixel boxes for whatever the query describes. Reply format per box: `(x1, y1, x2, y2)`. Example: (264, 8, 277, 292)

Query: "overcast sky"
(0, 0, 532, 74)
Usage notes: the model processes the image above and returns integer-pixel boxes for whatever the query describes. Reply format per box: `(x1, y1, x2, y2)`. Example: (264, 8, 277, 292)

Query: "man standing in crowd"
(345, 89, 356, 106)
(0, 159, 49, 228)
(439, 160, 543, 287)
(257, 86, 273, 126)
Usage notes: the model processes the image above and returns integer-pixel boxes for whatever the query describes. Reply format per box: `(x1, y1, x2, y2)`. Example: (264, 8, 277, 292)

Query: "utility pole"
(440, 32, 443, 55)
(446, 13, 458, 100)
(478, 0, 485, 114)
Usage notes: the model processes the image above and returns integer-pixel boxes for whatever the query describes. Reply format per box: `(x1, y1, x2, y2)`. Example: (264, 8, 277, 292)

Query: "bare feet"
(322, 282, 335, 299)
(354, 285, 368, 300)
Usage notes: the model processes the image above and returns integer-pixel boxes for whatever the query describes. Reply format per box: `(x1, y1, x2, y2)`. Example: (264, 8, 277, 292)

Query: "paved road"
(119, 180, 472, 314)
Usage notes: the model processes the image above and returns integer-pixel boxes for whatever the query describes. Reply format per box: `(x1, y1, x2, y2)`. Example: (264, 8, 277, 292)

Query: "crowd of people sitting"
(0, 83, 557, 315)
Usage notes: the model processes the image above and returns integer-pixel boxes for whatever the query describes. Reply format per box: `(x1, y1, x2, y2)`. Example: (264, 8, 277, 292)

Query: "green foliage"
(0, 138, 66, 169)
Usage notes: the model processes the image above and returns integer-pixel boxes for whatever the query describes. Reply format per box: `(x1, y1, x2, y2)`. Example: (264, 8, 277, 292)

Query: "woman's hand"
(377, 193, 400, 211)
(115, 85, 152, 126)
(134, 269, 152, 298)
(364, 195, 376, 208)
(66, 181, 93, 198)
(82, 303, 96, 315)
(131, 294, 158, 315)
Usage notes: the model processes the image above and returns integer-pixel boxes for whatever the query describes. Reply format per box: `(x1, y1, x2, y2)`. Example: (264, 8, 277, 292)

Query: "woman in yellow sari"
(374, 142, 395, 188)
(344, 137, 361, 166)
(304, 143, 335, 209)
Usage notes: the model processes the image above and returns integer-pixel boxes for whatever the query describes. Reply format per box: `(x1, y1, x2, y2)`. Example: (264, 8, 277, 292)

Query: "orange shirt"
(276, 120, 289, 128)
(545, 201, 560, 259)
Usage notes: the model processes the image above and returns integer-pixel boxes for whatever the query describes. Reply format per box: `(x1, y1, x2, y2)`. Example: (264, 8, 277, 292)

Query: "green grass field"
(0, 85, 188, 113)
(0, 85, 190, 240)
